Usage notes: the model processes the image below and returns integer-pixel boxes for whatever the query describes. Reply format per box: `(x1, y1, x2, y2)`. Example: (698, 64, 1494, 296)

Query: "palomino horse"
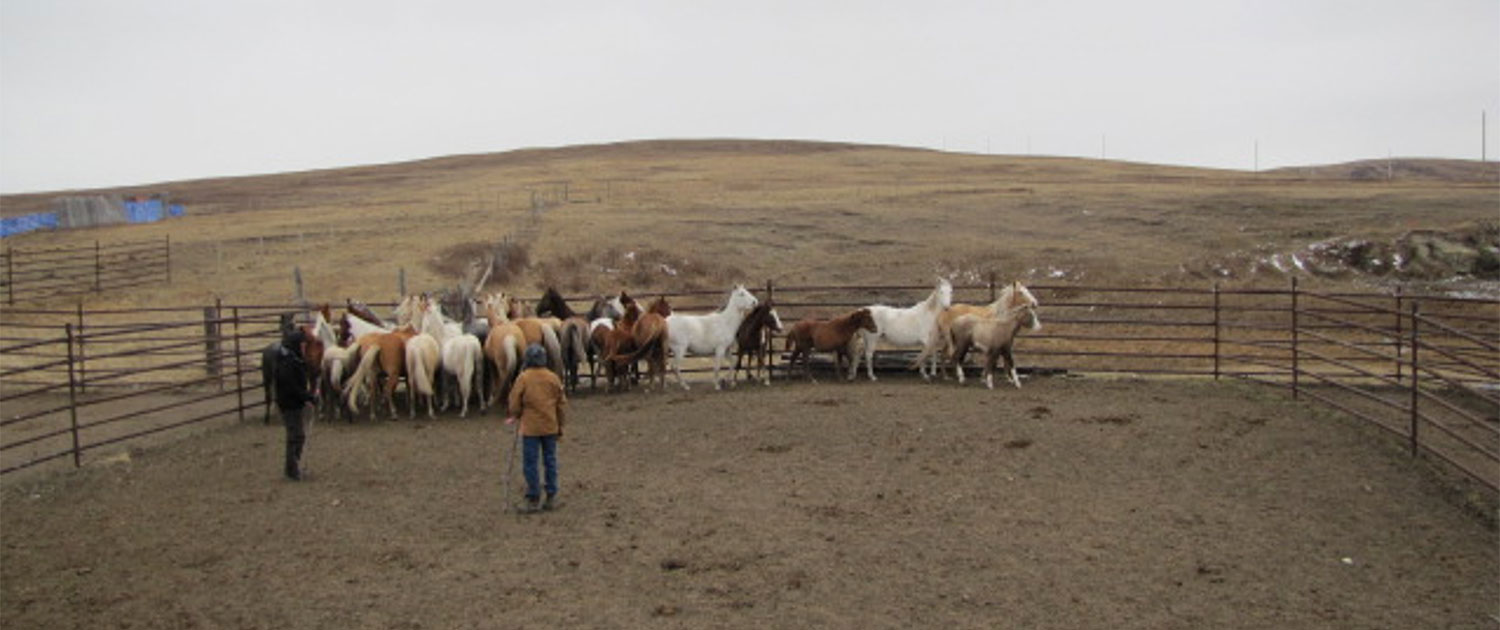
(611, 296, 671, 391)
(852, 278, 953, 381)
(784, 308, 877, 382)
(732, 302, 783, 386)
(481, 297, 526, 407)
(345, 323, 416, 421)
(913, 280, 1041, 378)
(259, 320, 325, 423)
(534, 288, 594, 393)
(946, 283, 1042, 389)
(485, 292, 565, 377)
(665, 285, 759, 390)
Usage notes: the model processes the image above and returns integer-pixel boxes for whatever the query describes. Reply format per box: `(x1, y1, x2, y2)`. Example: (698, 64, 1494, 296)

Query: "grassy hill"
(1, 139, 1496, 307)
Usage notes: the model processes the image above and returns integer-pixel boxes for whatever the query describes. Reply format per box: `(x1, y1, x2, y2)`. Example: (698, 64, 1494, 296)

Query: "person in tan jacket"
(507, 344, 568, 513)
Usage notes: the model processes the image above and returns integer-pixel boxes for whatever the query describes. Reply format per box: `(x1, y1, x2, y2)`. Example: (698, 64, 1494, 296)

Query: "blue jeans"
(522, 435, 559, 500)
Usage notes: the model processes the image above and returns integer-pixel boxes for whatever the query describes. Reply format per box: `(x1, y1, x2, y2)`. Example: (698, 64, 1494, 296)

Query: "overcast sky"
(2, 0, 1497, 194)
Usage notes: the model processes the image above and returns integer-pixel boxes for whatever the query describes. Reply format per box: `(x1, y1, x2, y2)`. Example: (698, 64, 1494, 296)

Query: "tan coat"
(508, 367, 568, 437)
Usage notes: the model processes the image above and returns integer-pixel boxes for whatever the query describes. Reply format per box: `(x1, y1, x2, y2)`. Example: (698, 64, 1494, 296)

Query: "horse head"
(299, 324, 325, 376)
(764, 304, 784, 333)
(1010, 281, 1042, 331)
(935, 278, 954, 310)
(852, 308, 878, 333)
(648, 296, 672, 317)
(536, 287, 570, 319)
(726, 284, 758, 313)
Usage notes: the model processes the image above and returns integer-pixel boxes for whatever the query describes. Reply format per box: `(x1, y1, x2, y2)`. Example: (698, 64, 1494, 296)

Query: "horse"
(913, 280, 1041, 379)
(947, 295, 1041, 389)
(851, 278, 953, 381)
(345, 324, 415, 421)
(404, 324, 441, 420)
(414, 296, 485, 418)
(599, 298, 643, 391)
(482, 298, 526, 407)
(311, 305, 353, 421)
(259, 320, 325, 424)
(732, 302, 783, 386)
(784, 308, 877, 382)
(612, 296, 671, 391)
(665, 284, 759, 390)
(535, 287, 594, 393)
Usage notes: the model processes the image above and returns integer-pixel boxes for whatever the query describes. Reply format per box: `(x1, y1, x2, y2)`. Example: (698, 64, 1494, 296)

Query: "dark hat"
(524, 344, 547, 368)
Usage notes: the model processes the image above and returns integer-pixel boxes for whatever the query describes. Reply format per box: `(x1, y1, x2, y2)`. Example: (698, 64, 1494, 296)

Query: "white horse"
(417, 297, 485, 418)
(665, 284, 759, 390)
(851, 278, 954, 381)
(310, 306, 351, 420)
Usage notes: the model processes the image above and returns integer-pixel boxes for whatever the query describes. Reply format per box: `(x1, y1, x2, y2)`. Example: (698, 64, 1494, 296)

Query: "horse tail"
(346, 345, 381, 414)
(541, 324, 563, 375)
(565, 322, 588, 368)
(407, 345, 434, 397)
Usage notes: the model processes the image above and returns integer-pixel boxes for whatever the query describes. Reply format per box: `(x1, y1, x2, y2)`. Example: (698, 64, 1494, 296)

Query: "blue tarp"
(124, 199, 164, 223)
(0, 213, 60, 238)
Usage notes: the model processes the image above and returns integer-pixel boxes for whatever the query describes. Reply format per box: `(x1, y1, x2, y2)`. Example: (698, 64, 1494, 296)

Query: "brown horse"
(733, 302, 783, 386)
(612, 296, 671, 391)
(784, 308, 877, 382)
(599, 298, 642, 391)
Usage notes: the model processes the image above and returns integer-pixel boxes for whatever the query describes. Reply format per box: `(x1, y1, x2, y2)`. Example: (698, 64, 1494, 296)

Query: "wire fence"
(1, 236, 171, 305)
(1, 280, 1495, 492)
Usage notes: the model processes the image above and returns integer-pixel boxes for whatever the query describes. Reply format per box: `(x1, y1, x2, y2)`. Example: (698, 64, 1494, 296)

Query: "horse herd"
(261, 279, 1042, 423)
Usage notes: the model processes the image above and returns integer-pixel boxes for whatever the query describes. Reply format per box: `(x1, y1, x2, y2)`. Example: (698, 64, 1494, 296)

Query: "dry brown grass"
(2, 139, 1496, 309)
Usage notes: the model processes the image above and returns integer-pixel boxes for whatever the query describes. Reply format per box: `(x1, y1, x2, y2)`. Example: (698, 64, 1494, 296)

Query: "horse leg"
(952, 337, 972, 385)
(1002, 345, 1021, 388)
(856, 331, 877, 382)
(671, 345, 691, 390)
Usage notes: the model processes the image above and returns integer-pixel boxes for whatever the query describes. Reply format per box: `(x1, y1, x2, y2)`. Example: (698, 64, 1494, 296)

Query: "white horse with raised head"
(665, 284, 759, 390)
(851, 278, 954, 381)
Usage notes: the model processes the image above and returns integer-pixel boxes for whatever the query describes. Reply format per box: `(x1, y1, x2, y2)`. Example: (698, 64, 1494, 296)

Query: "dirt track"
(2, 375, 1496, 629)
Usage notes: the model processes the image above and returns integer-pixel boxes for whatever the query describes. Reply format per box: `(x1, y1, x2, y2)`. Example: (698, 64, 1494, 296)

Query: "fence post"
(94, 240, 102, 293)
(65, 323, 82, 468)
(204, 303, 222, 388)
(1212, 283, 1221, 381)
(765, 279, 776, 382)
(1290, 277, 1299, 400)
(75, 302, 87, 394)
(1409, 301, 1420, 457)
(233, 307, 246, 424)
(1393, 286, 1404, 381)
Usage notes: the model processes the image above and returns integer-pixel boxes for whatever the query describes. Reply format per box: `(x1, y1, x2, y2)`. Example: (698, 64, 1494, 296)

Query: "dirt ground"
(2, 374, 1496, 629)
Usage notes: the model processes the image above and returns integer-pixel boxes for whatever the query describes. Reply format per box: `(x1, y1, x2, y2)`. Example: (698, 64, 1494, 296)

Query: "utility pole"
(1484, 110, 1488, 162)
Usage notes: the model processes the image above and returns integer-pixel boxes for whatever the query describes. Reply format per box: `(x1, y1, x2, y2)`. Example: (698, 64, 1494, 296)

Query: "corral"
(2, 376, 1496, 628)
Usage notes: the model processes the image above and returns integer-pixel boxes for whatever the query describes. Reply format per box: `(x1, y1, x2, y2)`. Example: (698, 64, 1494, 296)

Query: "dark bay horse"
(733, 302, 783, 386)
(784, 308, 877, 382)
(535, 287, 594, 393)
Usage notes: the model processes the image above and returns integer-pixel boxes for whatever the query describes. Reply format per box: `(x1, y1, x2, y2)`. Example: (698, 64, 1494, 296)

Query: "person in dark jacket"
(507, 344, 568, 512)
(275, 328, 317, 480)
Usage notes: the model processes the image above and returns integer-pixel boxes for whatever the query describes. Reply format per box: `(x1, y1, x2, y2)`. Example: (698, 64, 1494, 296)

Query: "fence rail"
(1, 280, 1495, 493)
(1, 236, 171, 305)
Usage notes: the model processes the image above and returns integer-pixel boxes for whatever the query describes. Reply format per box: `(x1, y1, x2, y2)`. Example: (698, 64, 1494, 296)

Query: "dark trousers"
(280, 406, 306, 479)
(521, 435, 559, 500)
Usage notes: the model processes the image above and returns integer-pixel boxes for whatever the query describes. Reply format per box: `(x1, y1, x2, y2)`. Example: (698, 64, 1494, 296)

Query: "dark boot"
(520, 496, 542, 513)
(285, 439, 304, 481)
(543, 494, 559, 511)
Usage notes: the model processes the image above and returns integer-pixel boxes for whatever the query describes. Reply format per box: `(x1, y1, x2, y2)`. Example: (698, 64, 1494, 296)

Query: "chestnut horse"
(599, 298, 643, 391)
(784, 308, 877, 382)
(732, 302, 783, 386)
(611, 296, 671, 391)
